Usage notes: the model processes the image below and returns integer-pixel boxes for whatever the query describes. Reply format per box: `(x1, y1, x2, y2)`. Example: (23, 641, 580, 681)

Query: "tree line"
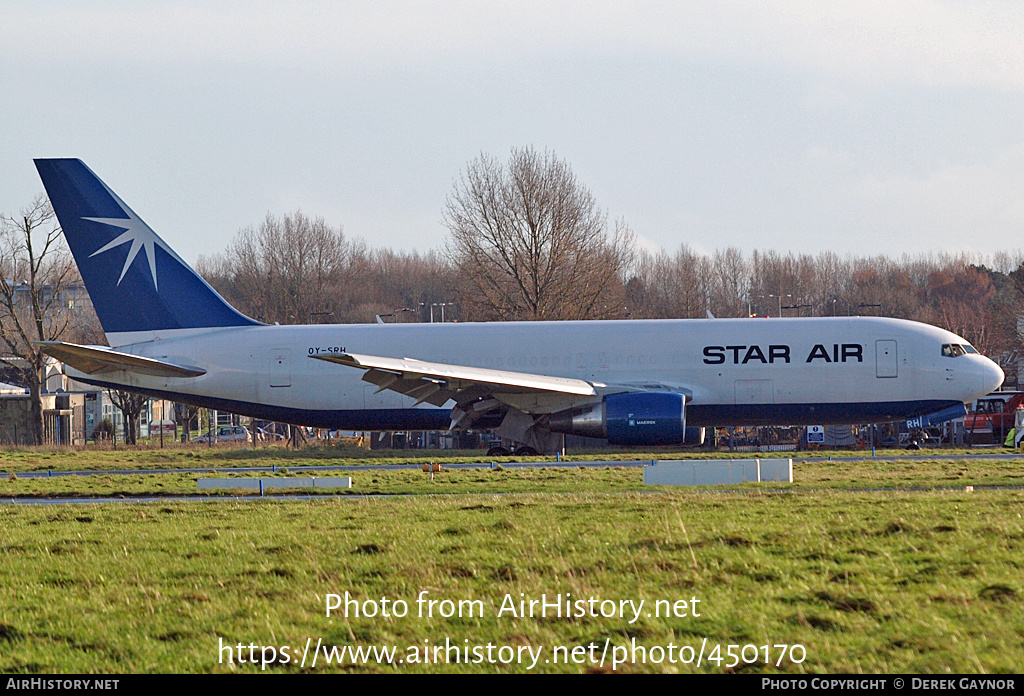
(626, 247, 1024, 361)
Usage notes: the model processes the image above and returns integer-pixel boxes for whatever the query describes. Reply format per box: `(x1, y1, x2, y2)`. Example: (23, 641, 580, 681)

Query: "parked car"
(257, 427, 285, 441)
(149, 420, 177, 436)
(194, 425, 251, 443)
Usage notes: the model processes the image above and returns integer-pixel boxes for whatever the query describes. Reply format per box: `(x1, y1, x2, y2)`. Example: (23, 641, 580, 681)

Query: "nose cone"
(979, 357, 1005, 396)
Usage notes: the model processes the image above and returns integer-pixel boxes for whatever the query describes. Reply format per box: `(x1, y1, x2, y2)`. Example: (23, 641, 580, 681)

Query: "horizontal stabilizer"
(35, 341, 207, 378)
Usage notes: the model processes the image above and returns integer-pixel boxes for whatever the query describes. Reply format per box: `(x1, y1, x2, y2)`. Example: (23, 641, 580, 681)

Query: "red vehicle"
(964, 392, 1024, 443)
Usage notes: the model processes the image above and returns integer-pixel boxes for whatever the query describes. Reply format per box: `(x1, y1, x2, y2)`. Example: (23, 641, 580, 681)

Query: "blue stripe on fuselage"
(687, 400, 963, 427)
(75, 376, 452, 430)
(75, 375, 961, 430)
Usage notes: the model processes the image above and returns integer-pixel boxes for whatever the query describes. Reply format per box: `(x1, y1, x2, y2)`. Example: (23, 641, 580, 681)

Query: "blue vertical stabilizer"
(34, 158, 259, 343)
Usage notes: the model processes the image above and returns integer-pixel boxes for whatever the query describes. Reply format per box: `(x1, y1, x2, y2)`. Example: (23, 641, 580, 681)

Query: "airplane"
(33, 158, 1005, 454)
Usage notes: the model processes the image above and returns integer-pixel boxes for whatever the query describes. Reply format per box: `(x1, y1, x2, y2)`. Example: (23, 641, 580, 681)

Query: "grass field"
(0, 448, 1022, 673)
(1, 451, 1023, 498)
(0, 442, 1008, 473)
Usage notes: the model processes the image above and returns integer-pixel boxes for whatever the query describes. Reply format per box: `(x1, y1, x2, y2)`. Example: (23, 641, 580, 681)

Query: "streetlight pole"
(419, 302, 451, 323)
(767, 294, 791, 317)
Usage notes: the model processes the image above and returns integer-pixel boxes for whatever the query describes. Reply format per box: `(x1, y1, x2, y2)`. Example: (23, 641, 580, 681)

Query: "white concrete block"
(312, 477, 353, 488)
(642, 458, 793, 486)
(197, 476, 353, 491)
(197, 478, 260, 489)
(758, 458, 793, 482)
(260, 477, 316, 488)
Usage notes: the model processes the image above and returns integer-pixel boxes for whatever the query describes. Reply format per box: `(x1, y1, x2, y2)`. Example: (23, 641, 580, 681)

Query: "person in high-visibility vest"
(1015, 404, 1024, 449)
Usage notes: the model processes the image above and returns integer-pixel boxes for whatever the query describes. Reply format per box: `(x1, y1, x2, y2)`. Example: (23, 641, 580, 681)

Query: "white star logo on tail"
(83, 195, 177, 292)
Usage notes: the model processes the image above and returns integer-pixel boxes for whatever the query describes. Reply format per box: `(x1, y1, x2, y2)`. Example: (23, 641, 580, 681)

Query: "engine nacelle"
(549, 392, 702, 446)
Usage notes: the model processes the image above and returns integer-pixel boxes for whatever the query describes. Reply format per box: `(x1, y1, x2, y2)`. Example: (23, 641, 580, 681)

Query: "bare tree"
(107, 388, 146, 445)
(198, 215, 460, 325)
(0, 195, 79, 444)
(196, 211, 365, 325)
(626, 246, 715, 319)
(708, 247, 750, 317)
(174, 402, 200, 442)
(444, 147, 635, 321)
(351, 248, 456, 324)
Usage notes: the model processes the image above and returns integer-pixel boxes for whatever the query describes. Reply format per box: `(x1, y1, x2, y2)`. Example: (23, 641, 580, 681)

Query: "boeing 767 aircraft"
(33, 159, 1003, 453)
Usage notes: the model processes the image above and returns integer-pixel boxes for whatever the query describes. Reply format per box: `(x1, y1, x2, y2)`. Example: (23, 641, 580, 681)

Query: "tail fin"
(34, 159, 259, 346)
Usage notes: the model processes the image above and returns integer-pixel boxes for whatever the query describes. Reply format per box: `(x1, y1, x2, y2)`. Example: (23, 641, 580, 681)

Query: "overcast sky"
(3, 1, 1023, 264)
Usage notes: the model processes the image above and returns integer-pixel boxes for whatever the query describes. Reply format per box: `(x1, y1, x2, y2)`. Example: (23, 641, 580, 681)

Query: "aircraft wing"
(35, 341, 207, 378)
(310, 351, 600, 409)
(311, 351, 699, 435)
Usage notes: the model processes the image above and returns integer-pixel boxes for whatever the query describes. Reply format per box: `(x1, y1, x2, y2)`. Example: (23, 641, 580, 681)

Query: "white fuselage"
(74, 316, 1003, 430)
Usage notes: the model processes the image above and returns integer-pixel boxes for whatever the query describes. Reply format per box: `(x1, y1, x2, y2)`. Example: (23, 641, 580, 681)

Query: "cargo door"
(875, 340, 897, 378)
(269, 348, 291, 387)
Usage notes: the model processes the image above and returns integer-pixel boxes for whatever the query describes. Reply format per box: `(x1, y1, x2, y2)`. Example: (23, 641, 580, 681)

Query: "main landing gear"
(486, 445, 539, 457)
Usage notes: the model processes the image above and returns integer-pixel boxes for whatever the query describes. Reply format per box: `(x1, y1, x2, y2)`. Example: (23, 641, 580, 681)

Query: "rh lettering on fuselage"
(702, 344, 864, 365)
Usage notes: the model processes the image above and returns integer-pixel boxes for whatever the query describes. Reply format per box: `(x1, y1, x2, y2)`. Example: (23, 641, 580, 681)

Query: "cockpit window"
(942, 343, 972, 357)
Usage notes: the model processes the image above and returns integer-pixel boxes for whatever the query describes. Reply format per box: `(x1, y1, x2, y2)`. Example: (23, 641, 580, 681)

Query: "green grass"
(1, 487, 1023, 673)
(1, 457, 1023, 499)
(0, 466, 646, 499)
(0, 443, 1011, 475)
(1, 446, 1022, 673)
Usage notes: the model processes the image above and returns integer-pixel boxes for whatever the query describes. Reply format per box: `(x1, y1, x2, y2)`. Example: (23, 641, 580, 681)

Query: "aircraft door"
(875, 340, 897, 378)
(269, 348, 291, 387)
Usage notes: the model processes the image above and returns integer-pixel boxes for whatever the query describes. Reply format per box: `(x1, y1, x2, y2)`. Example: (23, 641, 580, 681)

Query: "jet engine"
(548, 392, 703, 446)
